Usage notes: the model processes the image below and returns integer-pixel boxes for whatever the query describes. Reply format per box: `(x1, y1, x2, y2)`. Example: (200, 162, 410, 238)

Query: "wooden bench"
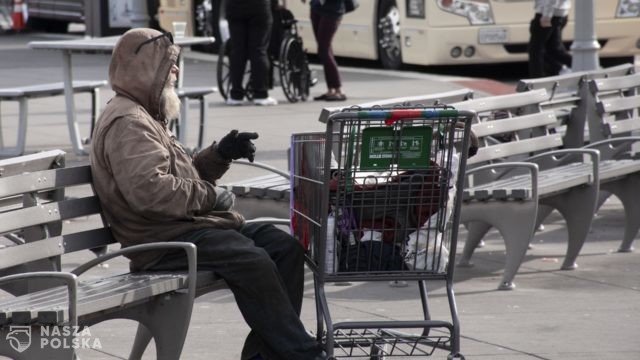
(0, 80, 107, 157)
(451, 88, 640, 289)
(0, 150, 227, 359)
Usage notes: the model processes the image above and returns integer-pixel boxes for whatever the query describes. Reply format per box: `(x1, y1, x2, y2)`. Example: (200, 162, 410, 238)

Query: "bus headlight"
(437, 0, 494, 25)
(617, 0, 640, 17)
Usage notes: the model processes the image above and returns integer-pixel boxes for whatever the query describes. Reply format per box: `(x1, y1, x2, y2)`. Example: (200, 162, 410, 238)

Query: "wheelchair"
(216, 7, 315, 103)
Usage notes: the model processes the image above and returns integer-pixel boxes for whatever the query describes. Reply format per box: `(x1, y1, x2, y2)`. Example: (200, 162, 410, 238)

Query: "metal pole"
(571, 0, 600, 71)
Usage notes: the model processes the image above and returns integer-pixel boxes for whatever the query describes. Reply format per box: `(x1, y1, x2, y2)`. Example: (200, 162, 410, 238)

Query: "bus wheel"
(377, 0, 402, 70)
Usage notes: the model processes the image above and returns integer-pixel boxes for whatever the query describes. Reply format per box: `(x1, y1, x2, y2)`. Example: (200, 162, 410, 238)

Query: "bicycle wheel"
(279, 35, 310, 103)
(216, 40, 253, 101)
(216, 39, 232, 100)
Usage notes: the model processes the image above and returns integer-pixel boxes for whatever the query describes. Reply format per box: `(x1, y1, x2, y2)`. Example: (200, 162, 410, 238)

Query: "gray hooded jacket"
(90, 28, 244, 270)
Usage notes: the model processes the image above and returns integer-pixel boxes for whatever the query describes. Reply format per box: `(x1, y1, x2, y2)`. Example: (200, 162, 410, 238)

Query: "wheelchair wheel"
(216, 40, 253, 101)
(278, 35, 310, 103)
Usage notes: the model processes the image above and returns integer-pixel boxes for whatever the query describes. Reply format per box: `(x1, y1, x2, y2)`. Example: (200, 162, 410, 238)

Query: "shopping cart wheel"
(447, 353, 465, 360)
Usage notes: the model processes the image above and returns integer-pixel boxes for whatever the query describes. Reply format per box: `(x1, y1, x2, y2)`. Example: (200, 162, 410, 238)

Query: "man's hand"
(217, 130, 259, 162)
(540, 16, 552, 28)
(213, 187, 235, 211)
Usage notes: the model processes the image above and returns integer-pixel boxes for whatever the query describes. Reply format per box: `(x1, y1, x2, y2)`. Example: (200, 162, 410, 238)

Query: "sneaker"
(559, 65, 572, 75)
(226, 98, 244, 106)
(252, 97, 278, 106)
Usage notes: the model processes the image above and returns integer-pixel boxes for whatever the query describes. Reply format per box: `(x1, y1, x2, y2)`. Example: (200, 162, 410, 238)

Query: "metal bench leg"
(460, 200, 538, 290)
(542, 184, 599, 270)
(128, 324, 153, 360)
(120, 291, 194, 360)
(458, 221, 491, 266)
(601, 174, 640, 252)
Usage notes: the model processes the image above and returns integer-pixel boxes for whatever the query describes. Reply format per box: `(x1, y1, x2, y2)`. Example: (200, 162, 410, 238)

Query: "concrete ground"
(0, 32, 638, 360)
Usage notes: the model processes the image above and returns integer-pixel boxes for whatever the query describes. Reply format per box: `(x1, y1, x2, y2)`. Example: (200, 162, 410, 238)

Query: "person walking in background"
(528, 0, 572, 78)
(305, 0, 351, 101)
(225, 0, 278, 106)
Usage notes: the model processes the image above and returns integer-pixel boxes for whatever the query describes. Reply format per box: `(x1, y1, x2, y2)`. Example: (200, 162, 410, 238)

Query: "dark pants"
(148, 223, 321, 360)
(528, 13, 572, 78)
(226, 0, 273, 100)
(310, 11, 342, 89)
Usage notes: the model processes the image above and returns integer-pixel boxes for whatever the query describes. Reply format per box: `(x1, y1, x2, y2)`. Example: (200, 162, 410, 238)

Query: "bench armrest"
(584, 136, 640, 159)
(0, 272, 78, 326)
(465, 162, 539, 202)
(233, 160, 290, 179)
(525, 148, 600, 185)
(71, 243, 197, 300)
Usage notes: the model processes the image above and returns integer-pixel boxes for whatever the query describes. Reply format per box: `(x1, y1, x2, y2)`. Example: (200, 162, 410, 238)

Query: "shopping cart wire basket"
(290, 106, 473, 359)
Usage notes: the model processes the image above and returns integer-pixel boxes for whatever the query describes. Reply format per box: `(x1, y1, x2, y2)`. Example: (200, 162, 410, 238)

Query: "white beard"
(162, 82, 181, 121)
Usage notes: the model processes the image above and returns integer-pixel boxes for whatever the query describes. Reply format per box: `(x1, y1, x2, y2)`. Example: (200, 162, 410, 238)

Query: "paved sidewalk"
(0, 33, 639, 359)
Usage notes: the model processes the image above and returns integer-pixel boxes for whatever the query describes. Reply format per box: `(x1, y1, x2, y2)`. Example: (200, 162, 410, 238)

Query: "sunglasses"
(134, 31, 174, 54)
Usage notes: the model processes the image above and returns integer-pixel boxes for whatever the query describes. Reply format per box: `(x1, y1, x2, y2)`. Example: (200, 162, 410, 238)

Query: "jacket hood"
(109, 28, 180, 122)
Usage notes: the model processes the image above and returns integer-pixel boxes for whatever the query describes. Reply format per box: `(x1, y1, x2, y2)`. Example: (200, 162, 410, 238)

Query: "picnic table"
(28, 35, 215, 155)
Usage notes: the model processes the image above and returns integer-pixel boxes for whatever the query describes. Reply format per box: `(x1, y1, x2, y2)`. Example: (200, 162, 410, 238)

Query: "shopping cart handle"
(355, 109, 459, 126)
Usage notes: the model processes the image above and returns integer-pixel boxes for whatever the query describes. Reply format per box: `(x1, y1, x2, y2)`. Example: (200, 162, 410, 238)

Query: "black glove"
(217, 130, 259, 162)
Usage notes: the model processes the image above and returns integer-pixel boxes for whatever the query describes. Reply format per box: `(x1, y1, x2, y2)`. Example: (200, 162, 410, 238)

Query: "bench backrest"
(450, 89, 563, 176)
(0, 151, 115, 294)
(516, 63, 637, 148)
(585, 72, 640, 156)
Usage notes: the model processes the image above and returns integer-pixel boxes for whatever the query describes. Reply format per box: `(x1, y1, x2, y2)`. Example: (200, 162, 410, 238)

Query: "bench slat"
(598, 159, 640, 182)
(590, 72, 640, 93)
(597, 94, 640, 114)
(0, 166, 91, 199)
(469, 134, 564, 164)
(602, 117, 640, 136)
(452, 89, 548, 113)
(0, 150, 65, 177)
(471, 111, 557, 138)
(0, 229, 115, 270)
(0, 196, 101, 234)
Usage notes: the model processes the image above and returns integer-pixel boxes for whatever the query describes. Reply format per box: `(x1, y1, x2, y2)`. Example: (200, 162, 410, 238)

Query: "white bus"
(159, 0, 640, 69)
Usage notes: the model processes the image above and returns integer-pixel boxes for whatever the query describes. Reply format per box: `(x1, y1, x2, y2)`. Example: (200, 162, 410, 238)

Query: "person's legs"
(546, 15, 572, 70)
(239, 223, 306, 359)
(528, 13, 553, 78)
(247, 1, 273, 100)
(227, 13, 250, 101)
(310, 11, 342, 93)
(148, 227, 321, 360)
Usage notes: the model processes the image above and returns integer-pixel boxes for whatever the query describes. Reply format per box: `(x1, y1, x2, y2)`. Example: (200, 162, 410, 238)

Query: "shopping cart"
(290, 106, 473, 359)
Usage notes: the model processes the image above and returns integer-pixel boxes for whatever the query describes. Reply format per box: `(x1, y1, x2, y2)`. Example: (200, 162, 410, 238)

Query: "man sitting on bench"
(89, 28, 325, 360)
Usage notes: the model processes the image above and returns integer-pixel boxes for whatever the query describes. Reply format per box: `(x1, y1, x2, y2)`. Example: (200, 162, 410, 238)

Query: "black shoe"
(325, 93, 347, 101)
(313, 93, 328, 101)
